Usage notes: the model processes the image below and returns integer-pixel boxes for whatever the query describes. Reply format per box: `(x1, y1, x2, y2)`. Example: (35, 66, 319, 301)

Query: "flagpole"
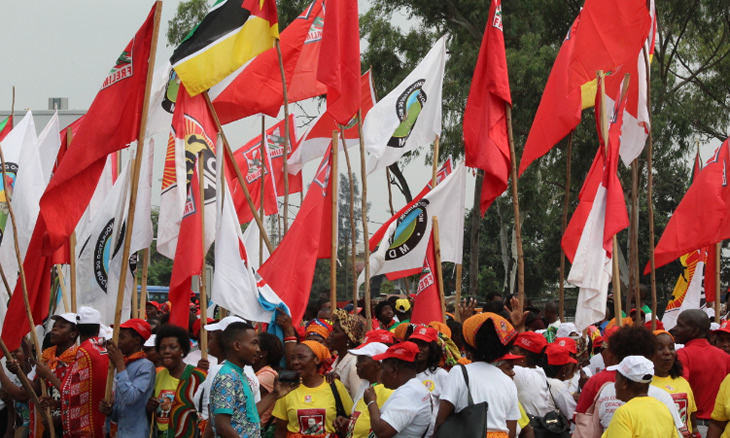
(430, 135, 451, 319)
(198, 153, 209, 361)
(140, 248, 149, 319)
(505, 103, 525, 306)
(105, 1, 162, 403)
(260, 116, 266, 265)
(643, 45, 658, 331)
(454, 264, 463, 321)
(10, 86, 15, 125)
(432, 216, 447, 322)
(0, 264, 11, 298)
(202, 92, 274, 254)
(431, 135, 441, 186)
(469, 170, 483, 297)
(275, 40, 291, 234)
(357, 110, 372, 329)
(558, 131, 573, 322)
(55, 265, 71, 313)
(66, 128, 77, 312)
(628, 159, 638, 323)
(340, 129, 359, 310)
(330, 131, 339, 311)
(0, 145, 53, 437)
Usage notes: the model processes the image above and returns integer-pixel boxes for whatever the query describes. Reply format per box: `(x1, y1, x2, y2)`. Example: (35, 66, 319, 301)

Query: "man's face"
(117, 328, 139, 356)
(673, 315, 695, 344)
(237, 329, 261, 366)
(714, 332, 730, 354)
(50, 320, 76, 346)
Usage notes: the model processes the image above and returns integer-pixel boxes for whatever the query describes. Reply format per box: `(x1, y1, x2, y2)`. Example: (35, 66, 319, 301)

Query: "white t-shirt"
(381, 378, 434, 438)
(193, 361, 261, 420)
(547, 377, 576, 421)
(416, 368, 448, 399)
(513, 366, 557, 417)
(588, 353, 606, 375)
(596, 382, 683, 431)
(440, 362, 520, 433)
(332, 352, 365, 400)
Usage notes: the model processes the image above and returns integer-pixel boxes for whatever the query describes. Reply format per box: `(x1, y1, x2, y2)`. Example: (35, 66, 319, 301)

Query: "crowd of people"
(1, 293, 730, 438)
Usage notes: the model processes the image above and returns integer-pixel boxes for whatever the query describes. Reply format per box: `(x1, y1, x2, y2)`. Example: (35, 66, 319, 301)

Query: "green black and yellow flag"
(171, 0, 279, 96)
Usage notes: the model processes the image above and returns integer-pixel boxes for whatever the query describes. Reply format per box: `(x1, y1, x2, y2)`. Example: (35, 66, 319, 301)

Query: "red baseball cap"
(363, 329, 396, 345)
(546, 344, 578, 366)
(494, 352, 524, 361)
(604, 325, 620, 340)
(515, 332, 547, 354)
(408, 326, 439, 344)
(146, 301, 161, 310)
(555, 337, 577, 355)
(119, 318, 152, 341)
(715, 320, 730, 335)
(372, 341, 420, 362)
(192, 318, 215, 338)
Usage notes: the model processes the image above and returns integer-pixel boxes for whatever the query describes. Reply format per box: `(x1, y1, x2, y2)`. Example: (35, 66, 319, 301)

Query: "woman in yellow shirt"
(652, 330, 698, 437)
(708, 374, 730, 438)
(273, 341, 353, 438)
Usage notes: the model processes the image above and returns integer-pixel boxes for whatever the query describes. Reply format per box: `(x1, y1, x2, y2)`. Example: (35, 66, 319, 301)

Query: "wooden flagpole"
(131, 261, 139, 319)
(275, 40, 291, 234)
(628, 159, 639, 323)
(260, 116, 266, 265)
(139, 248, 149, 319)
(0, 338, 53, 430)
(340, 130, 359, 309)
(10, 86, 15, 124)
(202, 92, 274, 253)
(643, 45, 658, 330)
(0, 146, 53, 436)
(198, 153, 209, 361)
(357, 110, 372, 329)
(330, 131, 339, 311)
(105, 1, 162, 402)
(430, 136, 441, 189)
(0, 264, 12, 298)
(432, 216, 448, 322)
(505, 103, 525, 306)
(558, 132, 574, 322)
(55, 265, 71, 313)
(66, 128, 77, 312)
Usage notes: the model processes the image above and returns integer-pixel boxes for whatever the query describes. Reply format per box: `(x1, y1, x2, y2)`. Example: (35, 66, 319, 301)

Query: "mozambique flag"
(0, 115, 12, 142)
(170, 0, 279, 96)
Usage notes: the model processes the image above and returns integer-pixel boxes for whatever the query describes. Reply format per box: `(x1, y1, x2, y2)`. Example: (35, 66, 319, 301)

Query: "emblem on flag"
(492, 4, 503, 31)
(388, 80, 427, 149)
(386, 200, 430, 261)
(102, 42, 134, 90)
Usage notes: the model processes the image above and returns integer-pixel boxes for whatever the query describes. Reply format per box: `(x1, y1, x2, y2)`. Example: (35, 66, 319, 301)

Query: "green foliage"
(166, 0, 209, 47)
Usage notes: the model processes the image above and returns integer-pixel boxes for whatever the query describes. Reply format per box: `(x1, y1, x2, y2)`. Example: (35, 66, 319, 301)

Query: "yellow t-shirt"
(273, 379, 354, 436)
(153, 368, 179, 432)
(346, 384, 394, 438)
(602, 396, 680, 438)
(517, 402, 530, 429)
(651, 375, 697, 433)
(711, 374, 730, 438)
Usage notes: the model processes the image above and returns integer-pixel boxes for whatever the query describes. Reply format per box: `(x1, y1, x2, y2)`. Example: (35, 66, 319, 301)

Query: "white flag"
(358, 164, 465, 287)
(661, 250, 705, 331)
(363, 36, 447, 175)
(242, 219, 270, 269)
(38, 112, 62, 184)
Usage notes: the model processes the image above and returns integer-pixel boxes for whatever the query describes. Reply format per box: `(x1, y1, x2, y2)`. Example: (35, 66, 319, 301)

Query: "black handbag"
(529, 379, 570, 438)
(434, 364, 488, 438)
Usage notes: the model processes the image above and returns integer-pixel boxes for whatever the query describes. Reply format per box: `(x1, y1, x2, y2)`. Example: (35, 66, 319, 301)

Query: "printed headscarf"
(301, 340, 332, 373)
(462, 312, 517, 349)
(305, 319, 333, 340)
(332, 309, 366, 345)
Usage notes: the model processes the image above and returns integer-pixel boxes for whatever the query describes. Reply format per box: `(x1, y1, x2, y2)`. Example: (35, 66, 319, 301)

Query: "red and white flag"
(562, 78, 630, 331)
(258, 144, 336, 323)
(463, 0, 512, 216)
(410, 236, 443, 324)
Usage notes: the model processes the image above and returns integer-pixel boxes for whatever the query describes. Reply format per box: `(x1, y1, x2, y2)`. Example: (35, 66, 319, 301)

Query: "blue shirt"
(110, 356, 156, 437)
(210, 361, 261, 438)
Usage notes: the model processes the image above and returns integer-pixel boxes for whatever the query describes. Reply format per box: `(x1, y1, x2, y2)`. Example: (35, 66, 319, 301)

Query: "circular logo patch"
(385, 200, 429, 261)
(387, 79, 427, 149)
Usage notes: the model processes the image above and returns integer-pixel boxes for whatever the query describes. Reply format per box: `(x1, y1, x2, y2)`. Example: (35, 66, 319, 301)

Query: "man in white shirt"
(363, 342, 433, 438)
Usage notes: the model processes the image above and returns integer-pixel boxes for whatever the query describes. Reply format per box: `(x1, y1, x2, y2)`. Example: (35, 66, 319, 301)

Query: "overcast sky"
(0, 0, 477, 239)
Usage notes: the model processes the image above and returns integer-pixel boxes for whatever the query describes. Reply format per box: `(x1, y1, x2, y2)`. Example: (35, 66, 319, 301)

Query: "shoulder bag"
(434, 364, 488, 438)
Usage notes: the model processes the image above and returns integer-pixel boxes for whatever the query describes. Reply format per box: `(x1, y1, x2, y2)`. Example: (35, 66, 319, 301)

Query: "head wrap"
(301, 340, 332, 372)
(462, 312, 517, 349)
(653, 330, 675, 342)
(332, 309, 366, 345)
(393, 323, 411, 341)
(428, 321, 452, 338)
(305, 319, 333, 340)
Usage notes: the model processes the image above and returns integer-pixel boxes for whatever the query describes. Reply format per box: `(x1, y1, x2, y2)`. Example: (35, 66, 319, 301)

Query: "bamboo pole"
(0, 338, 53, 430)
(432, 216, 447, 322)
(469, 171, 483, 296)
(55, 265, 71, 313)
(330, 131, 339, 311)
(642, 45, 658, 331)
(558, 132, 574, 322)
(431, 136, 441, 186)
(140, 248, 149, 319)
(198, 154, 208, 361)
(275, 40, 291, 234)
(131, 263, 139, 320)
(202, 92, 274, 253)
(260, 116, 266, 265)
(340, 130, 359, 309)
(505, 103, 525, 306)
(105, 2, 162, 402)
(628, 159, 639, 323)
(454, 264, 462, 322)
(357, 110, 372, 329)
(0, 263, 11, 298)
(69, 233, 77, 312)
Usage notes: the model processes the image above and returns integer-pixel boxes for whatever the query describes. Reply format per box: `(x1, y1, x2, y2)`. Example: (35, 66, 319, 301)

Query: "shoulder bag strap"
(329, 381, 347, 419)
(459, 364, 474, 406)
(421, 394, 434, 438)
(586, 381, 613, 415)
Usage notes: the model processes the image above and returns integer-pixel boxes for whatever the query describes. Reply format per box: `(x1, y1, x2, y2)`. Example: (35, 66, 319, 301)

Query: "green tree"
(166, 0, 209, 47)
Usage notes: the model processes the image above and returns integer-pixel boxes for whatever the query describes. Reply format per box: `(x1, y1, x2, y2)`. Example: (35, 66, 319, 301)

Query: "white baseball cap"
(348, 342, 389, 358)
(51, 313, 79, 325)
(608, 355, 654, 383)
(144, 334, 156, 348)
(77, 306, 102, 325)
(204, 316, 246, 332)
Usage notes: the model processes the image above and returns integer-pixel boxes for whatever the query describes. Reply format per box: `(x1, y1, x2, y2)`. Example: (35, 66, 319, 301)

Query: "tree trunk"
(388, 163, 413, 203)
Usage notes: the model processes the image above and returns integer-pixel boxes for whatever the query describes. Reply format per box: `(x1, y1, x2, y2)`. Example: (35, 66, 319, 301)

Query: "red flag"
(518, 0, 651, 176)
(463, 0, 512, 215)
(228, 130, 280, 223)
(706, 246, 718, 303)
(410, 236, 443, 324)
(266, 116, 303, 195)
(0, 115, 12, 142)
(211, 0, 327, 124)
(647, 140, 730, 274)
(168, 166, 205, 328)
(292, 71, 375, 174)
(316, 0, 361, 125)
(258, 144, 335, 323)
(38, 4, 158, 253)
